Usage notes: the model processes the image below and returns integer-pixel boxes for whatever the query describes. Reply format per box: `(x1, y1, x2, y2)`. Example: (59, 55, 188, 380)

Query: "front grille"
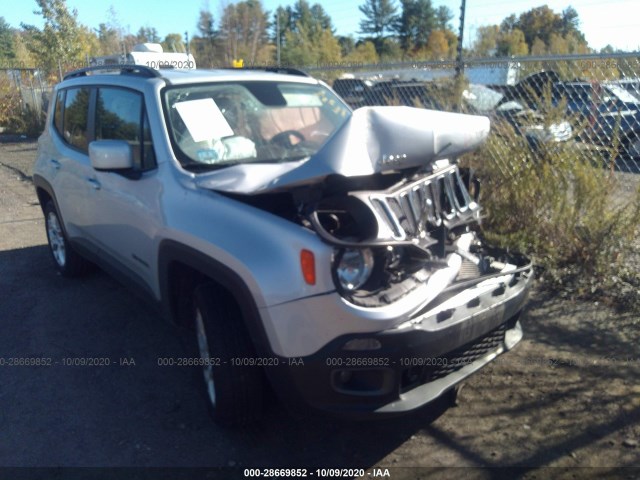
(369, 164, 479, 240)
(400, 322, 507, 393)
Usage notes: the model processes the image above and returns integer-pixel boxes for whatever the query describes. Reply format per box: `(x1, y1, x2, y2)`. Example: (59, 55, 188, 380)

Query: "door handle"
(87, 178, 101, 190)
(50, 159, 61, 170)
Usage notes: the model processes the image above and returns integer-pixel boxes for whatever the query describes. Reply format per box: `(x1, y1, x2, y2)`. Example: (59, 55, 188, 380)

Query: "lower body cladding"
(264, 265, 532, 418)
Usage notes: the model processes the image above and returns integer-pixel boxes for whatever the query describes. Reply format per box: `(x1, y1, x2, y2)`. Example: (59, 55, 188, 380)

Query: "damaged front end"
(196, 105, 533, 414)
(308, 160, 532, 313)
(280, 107, 534, 320)
(285, 107, 533, 413)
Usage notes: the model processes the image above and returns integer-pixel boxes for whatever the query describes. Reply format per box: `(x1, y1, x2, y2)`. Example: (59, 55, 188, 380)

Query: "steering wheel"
(270, 130, 305, 148)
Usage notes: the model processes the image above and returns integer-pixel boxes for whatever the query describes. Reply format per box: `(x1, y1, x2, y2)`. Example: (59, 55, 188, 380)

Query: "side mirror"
(89, 140, 134, 171)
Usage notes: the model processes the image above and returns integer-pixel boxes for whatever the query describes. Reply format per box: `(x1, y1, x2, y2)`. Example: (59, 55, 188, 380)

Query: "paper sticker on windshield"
(175, 98, 234, 142)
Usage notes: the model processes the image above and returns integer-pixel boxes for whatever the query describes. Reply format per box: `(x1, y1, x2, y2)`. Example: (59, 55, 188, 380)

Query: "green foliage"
(0, 76, 21, 126)
(395, 0, 434, 52)
(96, 23, 121, 56)
(281, 23, 342, 67)
(435, 6, 453, 30)
(219, 0, 270, 65)
(192, 7, 218, 68)
(162, 33, 185, 53)
(136, 27, 160, 43)
(358, 0, 398, 54)
(6, 104, 46, 137)
(471, 4, 589, 57)
(21, 0, 83, 74)
(496, 28, 528, 56)
(0, 75, 45, 137)
(0, 17, 16, 60)
(344, 40, 379, 64)
(277, 1, 342, 67)
(462, 94, 640, 311)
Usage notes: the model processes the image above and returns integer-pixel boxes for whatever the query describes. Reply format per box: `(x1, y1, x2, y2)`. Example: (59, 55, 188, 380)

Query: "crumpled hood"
(195, 106, 491, 194)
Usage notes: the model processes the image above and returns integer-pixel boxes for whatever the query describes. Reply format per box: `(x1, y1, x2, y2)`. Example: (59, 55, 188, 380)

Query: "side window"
(63, 87, 91, 152)
(95, 87, 156, 171)
(53, 90, 65, 136)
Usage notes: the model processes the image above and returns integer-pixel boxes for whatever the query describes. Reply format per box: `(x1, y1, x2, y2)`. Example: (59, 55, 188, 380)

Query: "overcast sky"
(4, 0, 640, 52)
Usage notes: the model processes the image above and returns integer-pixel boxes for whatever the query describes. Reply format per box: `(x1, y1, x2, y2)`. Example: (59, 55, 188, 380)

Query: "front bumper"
(265, 265, 532, 417)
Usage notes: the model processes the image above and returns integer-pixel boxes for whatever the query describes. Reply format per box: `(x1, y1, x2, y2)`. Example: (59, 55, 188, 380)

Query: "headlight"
(335, 248, 374, 291)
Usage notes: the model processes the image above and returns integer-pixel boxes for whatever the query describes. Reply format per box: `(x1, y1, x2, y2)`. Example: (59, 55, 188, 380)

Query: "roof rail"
(63, 64, 163, 80)
(223, 66, 309, 77)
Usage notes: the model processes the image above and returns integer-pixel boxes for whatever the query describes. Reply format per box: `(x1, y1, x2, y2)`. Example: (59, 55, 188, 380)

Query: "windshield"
(164, 81, 351, 170)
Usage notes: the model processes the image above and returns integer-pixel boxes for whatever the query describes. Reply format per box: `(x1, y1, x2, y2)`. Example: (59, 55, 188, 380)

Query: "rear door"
(49, 86, 96, 241)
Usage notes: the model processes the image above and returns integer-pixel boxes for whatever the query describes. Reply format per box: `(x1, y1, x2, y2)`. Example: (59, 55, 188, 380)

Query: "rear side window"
(96, 87, 156, 170)
(53, 90, 65, 135)
(63, 87, 91, 152)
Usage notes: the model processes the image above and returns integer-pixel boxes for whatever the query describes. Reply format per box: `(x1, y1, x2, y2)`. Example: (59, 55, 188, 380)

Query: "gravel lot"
(0, 140, 639, 479)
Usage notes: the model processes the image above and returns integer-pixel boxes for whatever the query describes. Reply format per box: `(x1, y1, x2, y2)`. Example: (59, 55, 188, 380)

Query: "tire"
(43, 200, 91, 277)
(193, 283, 265, 427)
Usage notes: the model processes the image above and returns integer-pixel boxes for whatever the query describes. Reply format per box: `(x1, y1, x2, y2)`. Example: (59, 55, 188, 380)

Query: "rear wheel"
(193, 283, 265, 427)
(44, 201, 91, 277)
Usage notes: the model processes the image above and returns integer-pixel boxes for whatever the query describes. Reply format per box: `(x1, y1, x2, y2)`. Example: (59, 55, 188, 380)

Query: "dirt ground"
(0, 140, 639, 479)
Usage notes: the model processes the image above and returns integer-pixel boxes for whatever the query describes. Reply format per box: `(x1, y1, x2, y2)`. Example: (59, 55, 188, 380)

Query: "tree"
(13, 31, 36, 66)
(500, 14, 517, 32)
(548, 32, 568, 55)
(358, 0, 398, 54)
(496, 28, 528, 56)
(530, 37, 546, 55)
(288, 0, 333, 35)
(96, 23, 121, 55)
(435, 6, 453, 30)
(472, 25, 499, 57)
(344, 40, 379, 64)
(442, 28, 458, 58)
(219, 0, 270, 65)
(425, 29, 448, 59)
(0, 17, 15, 60)
(281, 22, 341, 66)
(337, 35, 356, 57)
(162, 33, 185, 52)
(278, 0, 341, 66)
(136, 27, 160, 44)
(198, 8, 216, 40)
(395, 0, 435, 53)
(193, 6, 218, 67)
(516, 5, 560, 47)
(560, 7, 583, 39)
(21, 0, 84, 74)
(471, 5, 588, 58)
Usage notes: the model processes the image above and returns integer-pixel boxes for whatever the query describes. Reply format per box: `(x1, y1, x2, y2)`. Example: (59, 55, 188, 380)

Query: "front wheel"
(193, 283, 265, 427)
(43, 201, 91, 277)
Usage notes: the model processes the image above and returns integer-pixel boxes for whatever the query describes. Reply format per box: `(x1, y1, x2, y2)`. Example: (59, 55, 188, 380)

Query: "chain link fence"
(311, 53, 640, 176)
(0, 68, 51, 135)
(4, 54, 640, 177)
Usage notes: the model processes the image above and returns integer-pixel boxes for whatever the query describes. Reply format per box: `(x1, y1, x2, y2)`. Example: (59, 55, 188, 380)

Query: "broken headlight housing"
(335, 248, 374, 291)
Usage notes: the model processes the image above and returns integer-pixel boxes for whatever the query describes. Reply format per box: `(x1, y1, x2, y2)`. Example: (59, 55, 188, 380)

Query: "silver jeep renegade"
(33, 65, 532, 426)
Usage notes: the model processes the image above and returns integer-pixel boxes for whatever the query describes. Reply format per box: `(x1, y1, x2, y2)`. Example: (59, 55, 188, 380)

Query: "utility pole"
(454, 0, 466, 111)
(276, 10, 281, 67)
(185, 31, 190, 56)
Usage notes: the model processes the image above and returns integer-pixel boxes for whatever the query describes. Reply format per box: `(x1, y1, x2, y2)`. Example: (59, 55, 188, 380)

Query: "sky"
(2, 0, 640, 52)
